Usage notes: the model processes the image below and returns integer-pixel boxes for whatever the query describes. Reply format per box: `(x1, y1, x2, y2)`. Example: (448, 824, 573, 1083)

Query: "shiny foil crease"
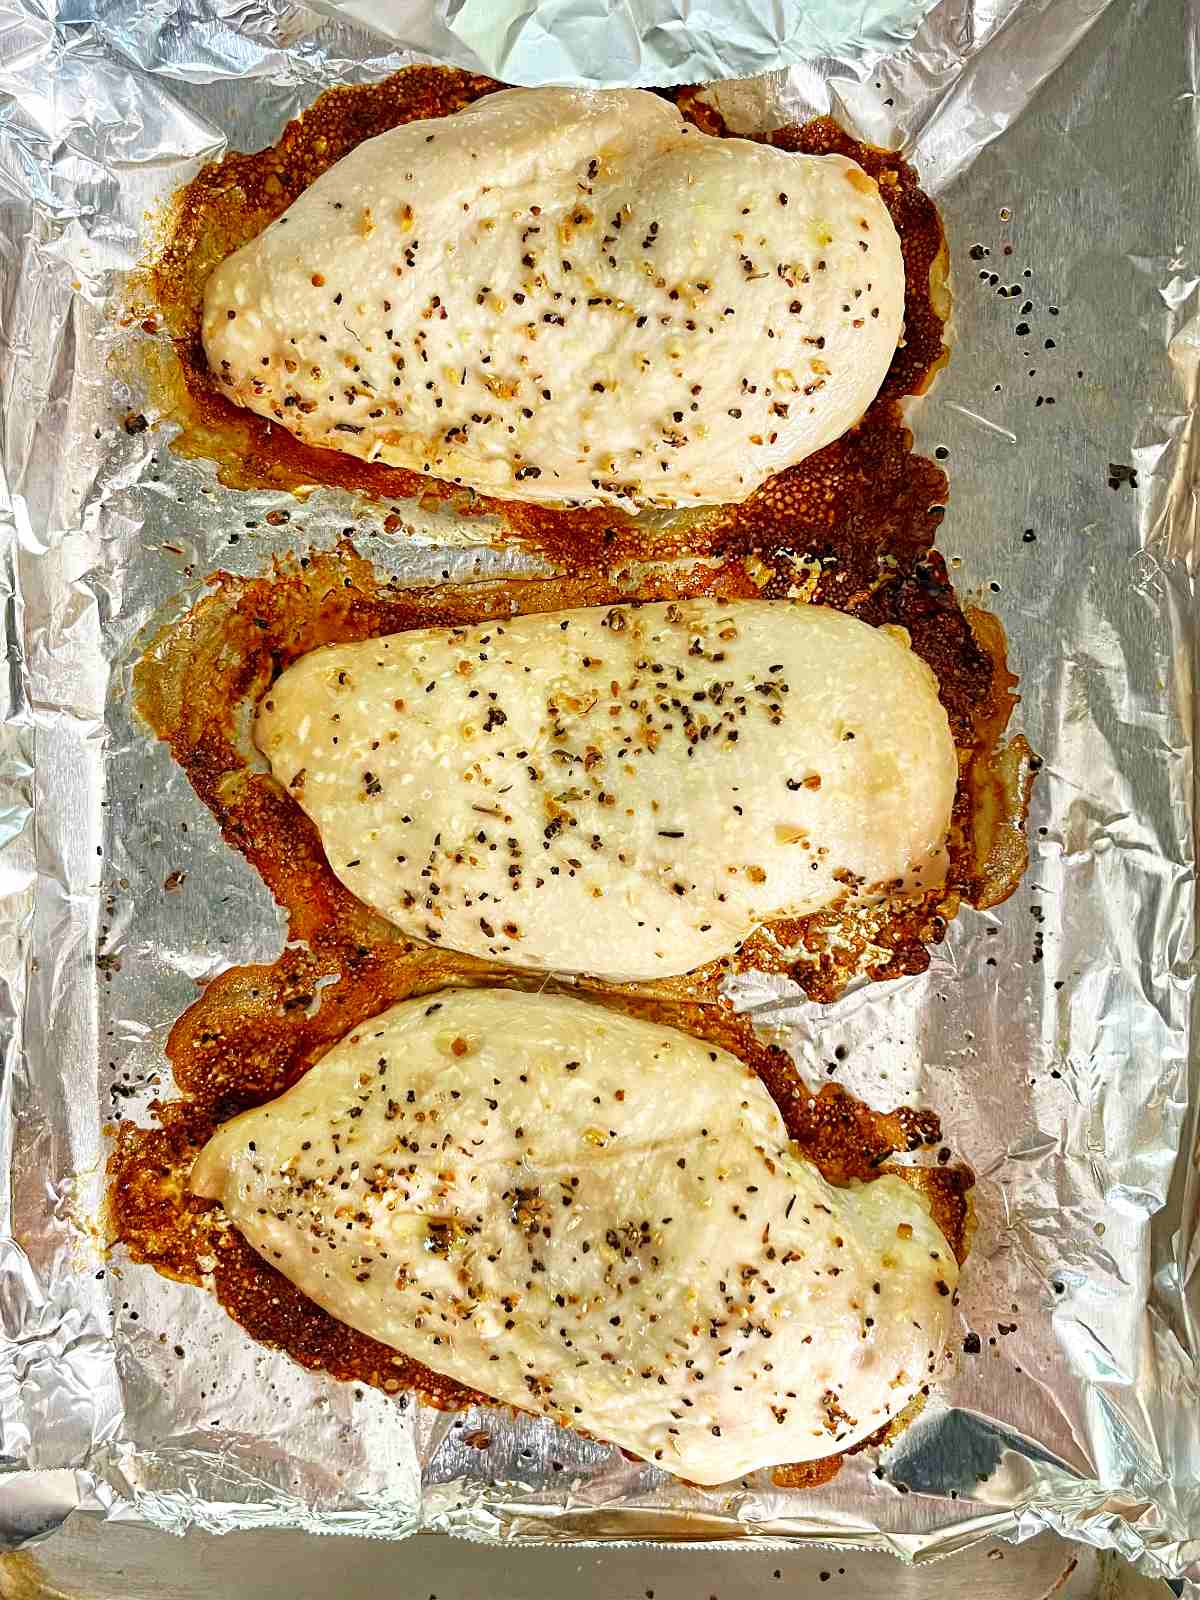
(300, 0, 943, 87)
(1, 0, 1198, 1583)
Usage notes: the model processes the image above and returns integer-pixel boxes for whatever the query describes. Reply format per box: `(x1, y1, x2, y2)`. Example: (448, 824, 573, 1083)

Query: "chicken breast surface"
(192, 988, 958, 1484)
(255, 600, 957, 982)
(202, 87, 905, 510)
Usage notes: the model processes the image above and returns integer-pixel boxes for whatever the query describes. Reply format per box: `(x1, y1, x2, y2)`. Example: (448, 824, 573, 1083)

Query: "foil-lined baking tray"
(2, 0, 1199, 1584)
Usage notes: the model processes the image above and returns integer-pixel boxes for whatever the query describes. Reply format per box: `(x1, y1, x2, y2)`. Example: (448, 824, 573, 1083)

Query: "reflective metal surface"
(307, 0, 946, 87)
(1, 1526, 1171, 1600)
(0, 0, 1197, 1585)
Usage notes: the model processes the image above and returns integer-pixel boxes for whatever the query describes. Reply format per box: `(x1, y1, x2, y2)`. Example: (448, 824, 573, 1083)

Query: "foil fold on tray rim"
(1, 0, 1199, 1584)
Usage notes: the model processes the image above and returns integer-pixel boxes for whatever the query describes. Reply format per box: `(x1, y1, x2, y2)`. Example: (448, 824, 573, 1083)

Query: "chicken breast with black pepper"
(202, 87, 905, 510)
(191, 988, 960, 1484)
(255, 599, 957, 982)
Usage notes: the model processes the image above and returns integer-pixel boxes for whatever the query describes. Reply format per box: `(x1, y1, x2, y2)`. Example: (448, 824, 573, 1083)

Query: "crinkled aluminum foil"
(2, 0, 1199, 1584)
(302, 0, 943, 88)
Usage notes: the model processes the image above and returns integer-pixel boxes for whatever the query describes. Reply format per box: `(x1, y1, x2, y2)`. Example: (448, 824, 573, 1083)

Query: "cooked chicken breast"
(202, 87, 905, 510)
(191, 988, 958, 1484)
(255, 600, 957, 982)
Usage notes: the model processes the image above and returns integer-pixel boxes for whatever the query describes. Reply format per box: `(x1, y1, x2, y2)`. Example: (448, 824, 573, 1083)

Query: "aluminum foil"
(2, 0, 1199, 1584)
(302, 0, 944, 88)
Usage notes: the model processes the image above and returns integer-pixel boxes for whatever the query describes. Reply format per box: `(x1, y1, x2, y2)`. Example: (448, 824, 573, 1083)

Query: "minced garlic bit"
(190, 987, 959, 1484)
(201, 87, 905, 512)
(254, 599, 957, 981)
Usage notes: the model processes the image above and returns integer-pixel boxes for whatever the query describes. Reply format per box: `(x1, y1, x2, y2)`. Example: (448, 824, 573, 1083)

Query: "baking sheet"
(1, 0, 1199, 1584)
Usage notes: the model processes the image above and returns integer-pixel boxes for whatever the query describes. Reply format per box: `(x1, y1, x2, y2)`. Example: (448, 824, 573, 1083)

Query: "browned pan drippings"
(113, 542, 985, 1463)
(108, 939, 973, 1436)
(110, 67, 1025, 1481)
